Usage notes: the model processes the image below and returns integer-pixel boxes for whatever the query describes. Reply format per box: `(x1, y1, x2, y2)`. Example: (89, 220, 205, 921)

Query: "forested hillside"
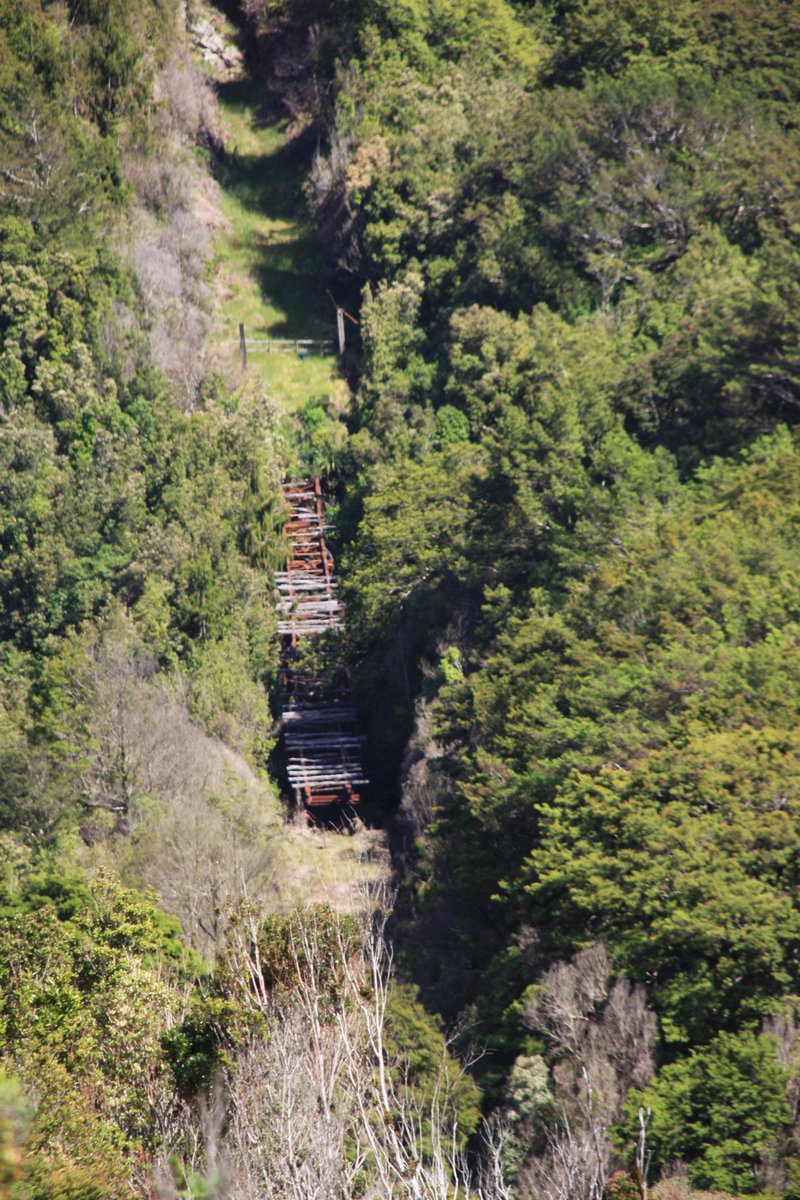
(1, 0, 800, 1196)
(0, 1, 288, 1190)
(240, 0, 800, 1194)
(0, 2, 470, 1195)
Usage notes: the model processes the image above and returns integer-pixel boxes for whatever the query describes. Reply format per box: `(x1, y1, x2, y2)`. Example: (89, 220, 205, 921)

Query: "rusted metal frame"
(278, 477, 367, 817)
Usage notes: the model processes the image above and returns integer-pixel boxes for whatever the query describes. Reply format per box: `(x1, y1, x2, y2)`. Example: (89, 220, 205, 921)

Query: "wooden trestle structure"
(277, 479, 367, 817)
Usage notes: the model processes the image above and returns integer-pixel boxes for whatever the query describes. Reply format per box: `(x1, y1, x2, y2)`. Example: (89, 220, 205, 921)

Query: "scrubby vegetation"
(0, 2, 476, 1194)
(2, 0, 800, 1196)
(239, 0, 800, 1194)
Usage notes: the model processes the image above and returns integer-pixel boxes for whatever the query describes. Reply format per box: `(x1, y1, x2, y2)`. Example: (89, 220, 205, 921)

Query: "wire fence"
(224, 337, 335, 354)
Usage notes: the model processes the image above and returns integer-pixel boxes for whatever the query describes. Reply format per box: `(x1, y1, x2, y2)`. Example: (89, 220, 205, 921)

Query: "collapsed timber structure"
(276, 479, 367, 819)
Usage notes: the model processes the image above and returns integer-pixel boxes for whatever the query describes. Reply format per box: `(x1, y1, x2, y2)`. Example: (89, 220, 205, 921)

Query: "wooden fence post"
(239, 322, 247, 370)
(336, 307, 346, 359)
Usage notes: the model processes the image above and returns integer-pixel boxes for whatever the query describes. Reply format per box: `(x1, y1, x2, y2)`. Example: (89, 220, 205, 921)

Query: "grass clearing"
(274, 822, 389, 912)
(211, 75, 341, 412)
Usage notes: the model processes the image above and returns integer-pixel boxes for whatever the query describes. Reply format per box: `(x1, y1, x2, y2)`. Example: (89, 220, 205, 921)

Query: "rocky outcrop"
(188, 13, 244, 72)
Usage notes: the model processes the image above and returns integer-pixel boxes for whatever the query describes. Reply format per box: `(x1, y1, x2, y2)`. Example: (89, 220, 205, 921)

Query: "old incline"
(276, 479, 368, 820)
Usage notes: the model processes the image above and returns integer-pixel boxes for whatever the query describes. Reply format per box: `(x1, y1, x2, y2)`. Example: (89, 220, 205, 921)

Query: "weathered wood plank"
(277, 477, 367, 815)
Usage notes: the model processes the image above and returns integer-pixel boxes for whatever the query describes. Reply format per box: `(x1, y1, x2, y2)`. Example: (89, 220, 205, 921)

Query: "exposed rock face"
(188, 13, 244, 72)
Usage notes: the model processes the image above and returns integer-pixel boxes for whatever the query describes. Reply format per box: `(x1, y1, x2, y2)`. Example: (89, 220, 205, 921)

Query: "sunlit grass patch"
(211, 72, 339, 411)
(216, 342, 341, 413)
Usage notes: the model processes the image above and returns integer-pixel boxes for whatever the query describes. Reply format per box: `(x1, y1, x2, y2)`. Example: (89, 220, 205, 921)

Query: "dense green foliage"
(241, 0, 800, 1189)
(0, 871, 187, 1197)
(623, 1031, 792, 1192)
(0, 0, 286, 857)
(0, 6, 291, 1191)
(3, 0, 800, 1193)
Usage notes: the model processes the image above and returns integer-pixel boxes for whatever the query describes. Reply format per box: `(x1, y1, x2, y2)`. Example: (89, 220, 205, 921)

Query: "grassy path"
(210, 51, 341, 410)
(192, 11, 387, 893)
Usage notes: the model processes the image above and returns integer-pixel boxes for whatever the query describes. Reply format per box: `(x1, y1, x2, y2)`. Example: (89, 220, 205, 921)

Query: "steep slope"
(230, 0, 800, 1194)
(194, 6, 343, 410)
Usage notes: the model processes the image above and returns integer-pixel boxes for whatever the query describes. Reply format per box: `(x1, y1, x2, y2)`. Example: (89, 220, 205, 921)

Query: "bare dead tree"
(306, 111, 362, 270)
(211, 889, 511, 1200)
(635, 1106, 652, 1200)
(517, 945, 658, 1196)
(590, 979, 658, 1096)
(134, 786, 279, 956)
(522, 1070, 609, 1200)
(525, 945, 611, 1057)
(763, 1013, 800, 1073)
(72, 618, 158, 834)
